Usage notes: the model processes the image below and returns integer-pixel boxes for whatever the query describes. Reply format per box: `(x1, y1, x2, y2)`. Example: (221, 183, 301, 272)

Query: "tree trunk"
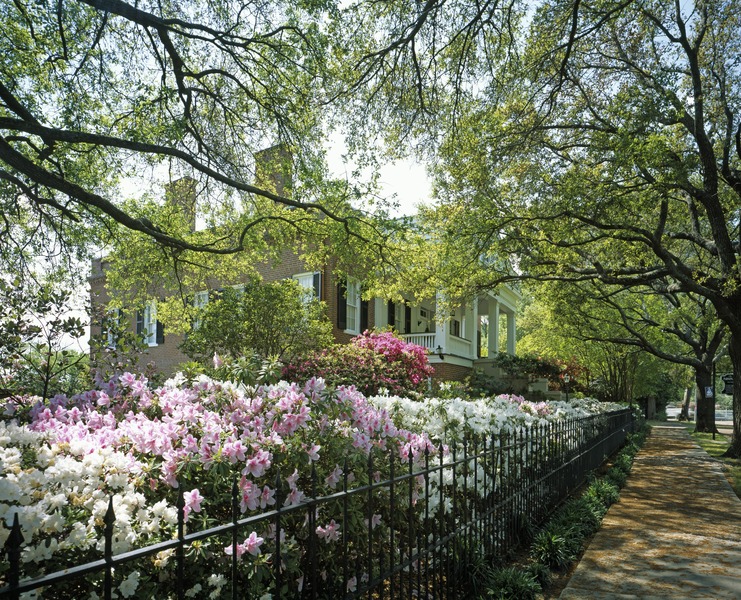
(694, 366, 717, 433)
(679, 387, 692, 421)
(723, 334, 741, 458)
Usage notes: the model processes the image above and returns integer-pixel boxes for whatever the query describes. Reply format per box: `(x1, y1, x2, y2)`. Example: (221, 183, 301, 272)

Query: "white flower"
(208, 574, 227, 588)
(118, 571, 139, 598)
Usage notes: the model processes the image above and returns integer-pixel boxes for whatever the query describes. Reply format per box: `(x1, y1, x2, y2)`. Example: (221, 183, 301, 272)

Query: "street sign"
(721, 373, 734, 395)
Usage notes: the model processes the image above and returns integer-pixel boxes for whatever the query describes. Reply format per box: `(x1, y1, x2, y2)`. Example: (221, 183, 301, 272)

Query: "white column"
(471, 297, 479, 359)
(434, 292, 446, 353)
(488, 300, 500, 356)
(374, 298, 386, 328)
(506, 311, 516, 355)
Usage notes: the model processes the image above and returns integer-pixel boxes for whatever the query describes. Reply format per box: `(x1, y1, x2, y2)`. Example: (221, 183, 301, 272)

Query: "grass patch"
(677, 422, 741, 499)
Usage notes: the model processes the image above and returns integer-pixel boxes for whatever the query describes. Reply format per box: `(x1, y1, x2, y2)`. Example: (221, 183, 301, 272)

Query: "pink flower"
(119, 372, 136, 388)
(183, 488, 203, 521)
(224, 532, 263, 559)
(260, 486, 276, 509)
(306, 444, 320, 463)
(239, 478, 261, 512)
(213, 353, 223, 368)
(243, 449, 272, 477)
(316, 519, 341, 543)
(285, 488, 305, 506)
(243, 531, 264, 556)
(365, 513, 382, 529)
(325, 465, 342, 488)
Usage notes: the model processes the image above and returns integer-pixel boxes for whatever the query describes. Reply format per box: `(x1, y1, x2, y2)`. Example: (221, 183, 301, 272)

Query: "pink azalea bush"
(282, 330, 435, 396)
(0, 373, 438, 598)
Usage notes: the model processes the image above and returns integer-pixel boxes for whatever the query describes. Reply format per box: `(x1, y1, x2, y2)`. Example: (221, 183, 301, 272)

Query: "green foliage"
(585, 478, 620, 508)
(605, 466, 628, 489)
(529, 528, 576, 571)
(218, 353, 283, 387)
(180, 282, 333, 365)
(524, 562, 552, 589)
(490, 352, 562, 381)
(613, 452, 634, 476)
(0, 279, 88, 401)
(487, 566, 541, 600)
(450, 543, 497, 599)
(552, 497, 602, 538)
(88, 304, 153, 385)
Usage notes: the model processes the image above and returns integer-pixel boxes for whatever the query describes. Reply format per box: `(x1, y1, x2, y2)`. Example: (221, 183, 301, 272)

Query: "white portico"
(372, 284, 521, 373)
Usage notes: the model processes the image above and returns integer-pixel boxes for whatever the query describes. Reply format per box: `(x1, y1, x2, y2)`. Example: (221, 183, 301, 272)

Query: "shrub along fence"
(1, 408, 634, 600)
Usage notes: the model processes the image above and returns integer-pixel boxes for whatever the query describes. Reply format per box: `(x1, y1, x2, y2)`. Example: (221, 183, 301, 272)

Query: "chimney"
(254, 144, 293, 197)
(164, 177, 197, 232)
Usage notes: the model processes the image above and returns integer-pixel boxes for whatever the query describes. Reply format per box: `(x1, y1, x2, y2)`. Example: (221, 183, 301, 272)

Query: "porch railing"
(402, 333, 436, 351)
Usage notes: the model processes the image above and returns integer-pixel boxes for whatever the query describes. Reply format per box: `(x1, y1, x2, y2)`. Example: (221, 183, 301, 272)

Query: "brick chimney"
(164, 177, 197, 232)
(254, 144, 293, 197)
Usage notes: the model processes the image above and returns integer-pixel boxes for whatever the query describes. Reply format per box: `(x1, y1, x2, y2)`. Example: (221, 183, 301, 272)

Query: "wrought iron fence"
(0, 408, 634, 599)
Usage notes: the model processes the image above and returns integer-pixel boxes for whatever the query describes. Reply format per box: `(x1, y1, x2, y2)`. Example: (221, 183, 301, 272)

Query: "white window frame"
(345, 277, 361, 334)
(143, 302, 158, 347)
(292, 271, 321, 302)
(106, 308, 120, 349)
(193, 290, 209, 330)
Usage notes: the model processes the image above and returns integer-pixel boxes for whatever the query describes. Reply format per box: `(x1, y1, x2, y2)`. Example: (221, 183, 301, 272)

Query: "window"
(418, 306, 434, 333)
(192, 291, 209, 330)
(293, 271, 322, 301)
(346, 278, 361, 333)
(105, 308, 121, 349)
(337, 277, 361, 333)
(451, 319, 461, 338)
(387, 300, 410, 333)
(136, 302, 164, 346)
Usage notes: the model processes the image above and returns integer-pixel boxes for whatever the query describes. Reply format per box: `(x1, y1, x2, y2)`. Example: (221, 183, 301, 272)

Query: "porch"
(380, 285, 520, 368)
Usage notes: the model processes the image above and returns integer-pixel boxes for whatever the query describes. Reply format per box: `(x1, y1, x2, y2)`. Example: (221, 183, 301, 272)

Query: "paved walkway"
(560, 423, 741, 599)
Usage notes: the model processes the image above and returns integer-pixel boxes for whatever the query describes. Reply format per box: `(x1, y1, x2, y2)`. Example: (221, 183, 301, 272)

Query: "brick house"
(89, 150, 520, 381)
(90, 247, 520, 381)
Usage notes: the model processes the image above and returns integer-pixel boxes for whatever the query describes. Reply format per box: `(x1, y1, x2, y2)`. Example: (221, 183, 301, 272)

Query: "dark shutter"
(360, 299, 369, 332)
(136, 310, 144, 336)
(387, 301, 395, 329)
(404, 304, 412, 334)
(156, 320, 165, 345)
(313, 272, 322, 300)
(336, 278, 347, 330)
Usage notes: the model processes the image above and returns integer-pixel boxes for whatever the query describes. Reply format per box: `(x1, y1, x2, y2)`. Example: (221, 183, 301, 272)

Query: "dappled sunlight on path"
(560, 424, 741, 599)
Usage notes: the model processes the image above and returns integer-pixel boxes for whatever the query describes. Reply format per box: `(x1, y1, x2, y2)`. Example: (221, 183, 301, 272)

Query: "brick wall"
(430, 362, 472, 382)
(89, 249, 379, 377)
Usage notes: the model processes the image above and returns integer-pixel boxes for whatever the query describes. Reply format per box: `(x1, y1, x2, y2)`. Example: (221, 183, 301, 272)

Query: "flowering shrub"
(282, 330, 434, 396)
(369, 393, 626, 443)
(0, 370, 626, 599)
(1, 374, 437, 598)
(490, 352, 562, 381)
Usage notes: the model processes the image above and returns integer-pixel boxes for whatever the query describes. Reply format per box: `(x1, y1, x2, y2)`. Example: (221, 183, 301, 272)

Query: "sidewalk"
(559, 423, 741, 599)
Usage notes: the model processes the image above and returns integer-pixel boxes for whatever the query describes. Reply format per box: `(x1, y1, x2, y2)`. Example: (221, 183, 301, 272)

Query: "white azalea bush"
(367, 393, 629, 525)
(369, 393, 626, 442)
(0, 374, 626, 599)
